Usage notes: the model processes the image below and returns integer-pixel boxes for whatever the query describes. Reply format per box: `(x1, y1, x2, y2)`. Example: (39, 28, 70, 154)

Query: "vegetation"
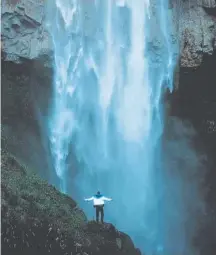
(1, 150, 141, 255)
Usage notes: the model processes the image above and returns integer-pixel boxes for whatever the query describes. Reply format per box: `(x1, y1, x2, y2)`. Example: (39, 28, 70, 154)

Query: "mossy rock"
(1, 150, 141, 255)
(1, 151, 87, 234)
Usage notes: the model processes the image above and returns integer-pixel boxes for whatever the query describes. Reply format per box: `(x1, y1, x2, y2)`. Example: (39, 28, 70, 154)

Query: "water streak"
(46, 0, 178, 253)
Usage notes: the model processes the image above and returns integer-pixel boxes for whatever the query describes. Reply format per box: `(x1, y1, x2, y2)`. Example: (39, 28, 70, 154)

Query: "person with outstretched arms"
(84, 191, 112, 223)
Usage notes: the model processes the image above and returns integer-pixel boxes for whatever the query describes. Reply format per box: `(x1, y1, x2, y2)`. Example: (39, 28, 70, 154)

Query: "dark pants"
(94, 205, 104, 223)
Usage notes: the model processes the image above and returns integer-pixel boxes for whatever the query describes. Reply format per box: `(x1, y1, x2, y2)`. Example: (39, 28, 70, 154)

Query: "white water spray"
(46, 0, 179, 253)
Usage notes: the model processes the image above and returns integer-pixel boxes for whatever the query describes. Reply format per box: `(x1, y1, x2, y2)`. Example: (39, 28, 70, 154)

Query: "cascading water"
(46, 0, 178, 254)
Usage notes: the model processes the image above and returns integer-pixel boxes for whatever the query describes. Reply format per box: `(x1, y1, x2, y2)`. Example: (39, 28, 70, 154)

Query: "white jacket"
(84, 195, 112, 206)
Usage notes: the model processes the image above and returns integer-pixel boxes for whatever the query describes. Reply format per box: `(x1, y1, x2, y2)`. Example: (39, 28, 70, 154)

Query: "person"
(84, 191, 112, 223)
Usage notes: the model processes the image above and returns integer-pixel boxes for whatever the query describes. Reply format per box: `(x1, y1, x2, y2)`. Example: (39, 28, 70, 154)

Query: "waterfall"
(46, 0, 178, 254)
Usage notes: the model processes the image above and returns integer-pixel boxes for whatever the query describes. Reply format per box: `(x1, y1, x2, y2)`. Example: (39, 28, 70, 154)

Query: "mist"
(159, 117, 206, 254)
(44, 0, 206, 254)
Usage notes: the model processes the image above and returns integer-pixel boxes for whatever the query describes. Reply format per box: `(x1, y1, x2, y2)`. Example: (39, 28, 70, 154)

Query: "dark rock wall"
(169, 51, 216, 254)
(1, 57, 55, 182)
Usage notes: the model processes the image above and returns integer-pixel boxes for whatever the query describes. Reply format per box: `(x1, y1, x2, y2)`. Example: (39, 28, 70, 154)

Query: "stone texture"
(201, 0, 216, 8)
(1, 0, 216, 68)
(1, 0, 52, 63)
(179, 1, 216, 68)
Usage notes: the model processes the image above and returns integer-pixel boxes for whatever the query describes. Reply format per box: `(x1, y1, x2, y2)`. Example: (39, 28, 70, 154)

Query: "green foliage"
(1, 151, 86, 237)
(1, 150, 140, 255)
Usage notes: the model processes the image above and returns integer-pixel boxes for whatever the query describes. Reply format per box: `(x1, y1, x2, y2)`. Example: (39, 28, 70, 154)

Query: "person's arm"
(84, 196, 94, 201)
(102, 196, 112, 201)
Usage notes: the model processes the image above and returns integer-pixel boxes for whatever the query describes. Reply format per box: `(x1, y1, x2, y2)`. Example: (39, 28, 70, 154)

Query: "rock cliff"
(1, 0, 216, 68)
(1, 151, 141, 255)
(1, 1, 216, 254)
(1, 0, 51, 63)
(179, 0, 216, 68)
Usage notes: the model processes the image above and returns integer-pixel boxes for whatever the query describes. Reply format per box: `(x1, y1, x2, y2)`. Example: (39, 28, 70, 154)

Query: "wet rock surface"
(1, 0, 51, 63)
(169, 51, 216, 255)
(180, 0, 216, 68)
(1, 57, 54, 181)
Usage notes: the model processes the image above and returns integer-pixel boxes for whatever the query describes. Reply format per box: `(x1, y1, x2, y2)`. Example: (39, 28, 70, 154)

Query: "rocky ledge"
(1, 151, 141, 255)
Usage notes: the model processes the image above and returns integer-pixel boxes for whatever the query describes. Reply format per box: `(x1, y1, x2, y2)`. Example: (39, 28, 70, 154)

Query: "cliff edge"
(1, 150, 141, 255)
